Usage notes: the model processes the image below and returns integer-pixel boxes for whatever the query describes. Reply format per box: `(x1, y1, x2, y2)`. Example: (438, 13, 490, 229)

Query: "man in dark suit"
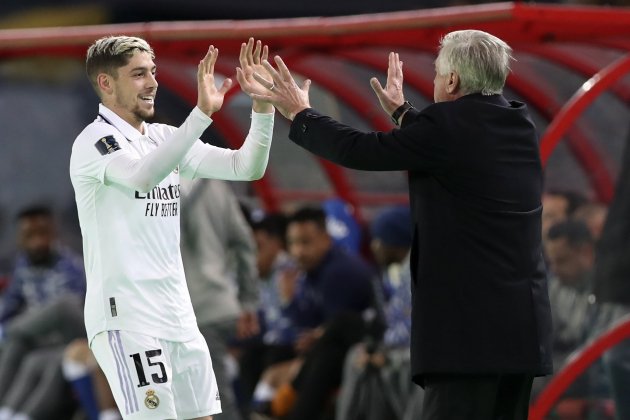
(239, 29, 553, 419)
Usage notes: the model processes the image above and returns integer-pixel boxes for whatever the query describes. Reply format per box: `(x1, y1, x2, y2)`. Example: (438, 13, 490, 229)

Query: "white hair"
(435, 30, 513, 96)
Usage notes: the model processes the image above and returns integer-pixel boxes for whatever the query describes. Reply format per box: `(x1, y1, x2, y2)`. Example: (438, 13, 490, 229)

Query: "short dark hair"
(16, 205, 53, 221)
(252, 213, 289, 246)
(547, 220, 593, 247)
(289, 206, 327, 232)
(546, 190, 588, 217)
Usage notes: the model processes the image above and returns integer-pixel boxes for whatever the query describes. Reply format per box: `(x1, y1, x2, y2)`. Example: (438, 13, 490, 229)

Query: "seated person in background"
(541, 190, 587, 241)
(572, 201, 608, 242)
(238, 213, 298, 410)
(62, 339, 121, 420)
(336, 205, 421, 420)
(322, 198, 362, 255)
(258, 206, 375, 420)
(0, 206, 86, 420)
(545, 220, 595, 368)
(532, 219, 601, 412)
(180, 177, 260, 420)
(1, 347, 75, 420)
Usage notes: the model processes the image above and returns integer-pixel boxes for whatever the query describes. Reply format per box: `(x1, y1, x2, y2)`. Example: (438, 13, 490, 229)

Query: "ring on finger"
(270, 84, 275, 91)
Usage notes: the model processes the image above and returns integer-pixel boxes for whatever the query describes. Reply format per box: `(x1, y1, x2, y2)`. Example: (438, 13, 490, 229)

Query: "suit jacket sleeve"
(288, 107, 450, 173)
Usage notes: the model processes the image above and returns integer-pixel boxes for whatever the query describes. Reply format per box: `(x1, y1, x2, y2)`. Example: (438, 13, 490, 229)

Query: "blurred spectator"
(589, 129, 630, 420)
(322, 198, 362, 255)
(0, 206, 85, 326)
(238, 213, 298, 411)
(283, 207, 374, 352)
(257, 206, 375, 420)
(0, 205, 86, 419)
(546, 220, 595, 290)
(538, 220, 597, 399)
(180, 178, 260, 420)
(61, 339, 121, 420)
(0, 347, 74, 420)
(336, 205, 423, 420)
(573, 201, 608, 242)
(542, 190, 587, 239)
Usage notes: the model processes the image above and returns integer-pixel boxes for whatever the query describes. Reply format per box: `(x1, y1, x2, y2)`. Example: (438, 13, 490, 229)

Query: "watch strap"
(391, 101, 413, 126)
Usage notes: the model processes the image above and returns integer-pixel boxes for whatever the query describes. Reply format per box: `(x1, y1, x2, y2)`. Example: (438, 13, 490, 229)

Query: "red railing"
(530, 316, 630, 419)
(2, 3, 630, 211)
(539, 54, 630, 167)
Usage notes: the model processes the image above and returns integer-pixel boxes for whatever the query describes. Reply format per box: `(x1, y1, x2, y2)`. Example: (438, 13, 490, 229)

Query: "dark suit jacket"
(289, 93, 553, 384)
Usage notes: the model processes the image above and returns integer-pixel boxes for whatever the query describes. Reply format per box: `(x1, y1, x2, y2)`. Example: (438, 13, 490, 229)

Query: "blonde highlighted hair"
(85, 36, 154, 94)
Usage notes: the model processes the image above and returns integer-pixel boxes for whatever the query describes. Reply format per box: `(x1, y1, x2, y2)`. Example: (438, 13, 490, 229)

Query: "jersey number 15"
(130, 349, 168, 387)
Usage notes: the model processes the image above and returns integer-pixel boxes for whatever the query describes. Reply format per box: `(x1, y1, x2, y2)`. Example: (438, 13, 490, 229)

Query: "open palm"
(370, 52, 405, 115)
(236, 38, 273, 97)
(197, 45, 232, 115)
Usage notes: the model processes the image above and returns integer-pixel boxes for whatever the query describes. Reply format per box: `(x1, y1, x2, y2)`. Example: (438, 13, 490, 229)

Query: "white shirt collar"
(98, 103, 148, 142)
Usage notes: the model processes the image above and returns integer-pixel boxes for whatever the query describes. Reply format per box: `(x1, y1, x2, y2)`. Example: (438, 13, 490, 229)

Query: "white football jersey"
(70, 103, 271, 344)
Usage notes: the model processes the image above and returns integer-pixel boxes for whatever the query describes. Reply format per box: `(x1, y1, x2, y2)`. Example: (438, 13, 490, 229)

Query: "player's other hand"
(246, 55, 311, 121)
(197, 45, 233, 116)
(236, 38, 274, 114)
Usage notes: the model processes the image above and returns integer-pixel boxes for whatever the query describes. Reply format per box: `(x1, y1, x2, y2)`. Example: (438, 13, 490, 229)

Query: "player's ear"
(97, 73, 114, 95)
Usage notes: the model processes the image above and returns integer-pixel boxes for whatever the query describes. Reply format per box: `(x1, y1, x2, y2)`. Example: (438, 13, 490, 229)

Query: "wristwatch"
(391, 101, 414, 126)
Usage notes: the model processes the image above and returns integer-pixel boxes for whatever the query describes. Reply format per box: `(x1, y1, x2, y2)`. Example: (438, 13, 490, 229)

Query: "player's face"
(110, 51, 158, 127)
(287, 221, 331, 272)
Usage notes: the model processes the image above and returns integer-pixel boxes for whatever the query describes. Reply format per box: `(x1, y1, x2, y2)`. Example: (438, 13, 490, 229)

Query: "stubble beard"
(133, 105, 154, 123)
(115, 94, 154, 125)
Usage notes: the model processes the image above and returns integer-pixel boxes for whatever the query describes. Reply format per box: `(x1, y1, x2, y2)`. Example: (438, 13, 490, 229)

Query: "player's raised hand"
(197, 45, 233, 116)
(370, 52, 406, 116)
(236, 38, 274, 113)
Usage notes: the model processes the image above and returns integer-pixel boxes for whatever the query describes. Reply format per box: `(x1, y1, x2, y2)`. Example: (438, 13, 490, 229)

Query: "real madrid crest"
(145, 389, 160, 409)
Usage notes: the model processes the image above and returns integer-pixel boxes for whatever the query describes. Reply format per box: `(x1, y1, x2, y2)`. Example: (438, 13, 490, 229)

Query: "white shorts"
(91, 329, 222, 419)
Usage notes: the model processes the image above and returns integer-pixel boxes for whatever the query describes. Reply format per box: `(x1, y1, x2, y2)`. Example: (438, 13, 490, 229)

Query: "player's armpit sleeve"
(186, 111, 274, 181)
(104, 107, 212, 192)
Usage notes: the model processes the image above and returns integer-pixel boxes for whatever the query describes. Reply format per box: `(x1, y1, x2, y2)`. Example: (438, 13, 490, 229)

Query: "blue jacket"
(283, 245, 375, 332)
(0, 247, 86, 323)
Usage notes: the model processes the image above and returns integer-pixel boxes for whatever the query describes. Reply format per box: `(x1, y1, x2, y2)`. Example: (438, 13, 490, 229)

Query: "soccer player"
(69, 36, 274, 419)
